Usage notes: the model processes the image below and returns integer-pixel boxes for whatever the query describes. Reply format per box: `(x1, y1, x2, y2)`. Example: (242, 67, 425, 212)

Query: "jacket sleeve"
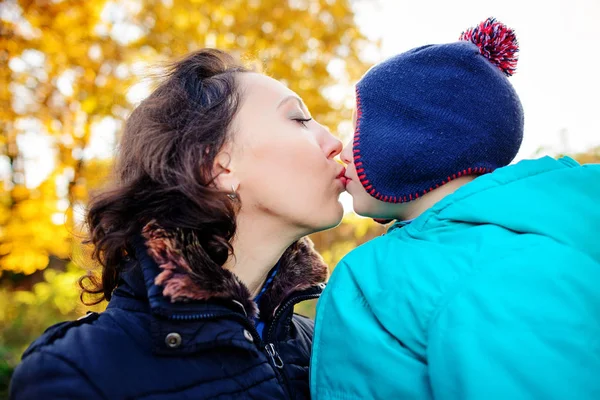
(10, 351, 106, 400)
(427, 250, 600, 400)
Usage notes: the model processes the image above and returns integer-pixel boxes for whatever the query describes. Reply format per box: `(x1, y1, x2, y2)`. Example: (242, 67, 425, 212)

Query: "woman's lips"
(336, 168, 348, 186)
(342, 174, 352, 187)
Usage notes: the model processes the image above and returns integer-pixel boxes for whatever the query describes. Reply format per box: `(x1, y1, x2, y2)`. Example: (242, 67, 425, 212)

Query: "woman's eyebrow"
(277, 95, 305, 111)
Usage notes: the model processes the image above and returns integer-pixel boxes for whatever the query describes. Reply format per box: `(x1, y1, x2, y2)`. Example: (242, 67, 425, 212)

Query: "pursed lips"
(336, 167, 349, 187)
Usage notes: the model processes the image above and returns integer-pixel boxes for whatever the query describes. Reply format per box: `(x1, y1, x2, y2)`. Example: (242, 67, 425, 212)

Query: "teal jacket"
(311, 157, 600, 400)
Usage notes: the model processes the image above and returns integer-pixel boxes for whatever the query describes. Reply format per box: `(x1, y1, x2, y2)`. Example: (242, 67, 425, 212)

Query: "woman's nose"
(322, 130, 343, 160)
(340, 141, 353, 165)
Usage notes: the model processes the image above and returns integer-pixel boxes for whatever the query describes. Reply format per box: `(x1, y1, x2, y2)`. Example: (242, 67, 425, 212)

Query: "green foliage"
(0, 262, 106, 389)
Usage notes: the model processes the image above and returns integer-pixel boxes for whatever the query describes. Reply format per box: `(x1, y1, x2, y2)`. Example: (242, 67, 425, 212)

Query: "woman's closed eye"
(292, 117, 312, 128)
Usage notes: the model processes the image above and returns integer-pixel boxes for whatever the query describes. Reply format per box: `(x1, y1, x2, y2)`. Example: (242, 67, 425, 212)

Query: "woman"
(10, 49, 346, 399)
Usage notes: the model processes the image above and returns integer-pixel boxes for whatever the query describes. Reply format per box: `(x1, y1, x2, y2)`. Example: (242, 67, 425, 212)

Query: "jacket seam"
(424, 242, 548, 342)
(38, 350, 109, 400)
(423, 263, 485, 345)
(136, 373, 276, 399)
(210, 376, 278, 399)
(131, 359, 271, 398)
(99, 309, 148, 349)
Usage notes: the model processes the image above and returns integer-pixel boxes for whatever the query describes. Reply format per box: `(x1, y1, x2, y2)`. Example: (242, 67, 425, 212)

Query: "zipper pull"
(265, 343, 284, 369)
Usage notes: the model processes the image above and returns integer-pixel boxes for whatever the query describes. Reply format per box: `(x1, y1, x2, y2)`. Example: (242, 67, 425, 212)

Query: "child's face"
(341, 109, 410, 220)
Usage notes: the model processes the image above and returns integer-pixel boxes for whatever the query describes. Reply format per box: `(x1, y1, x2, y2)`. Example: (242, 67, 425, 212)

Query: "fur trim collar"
(142, 221, 328, 320)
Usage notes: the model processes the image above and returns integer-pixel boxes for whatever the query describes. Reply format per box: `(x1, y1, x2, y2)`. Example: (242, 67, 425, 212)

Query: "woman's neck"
(224, 212, 299, 297)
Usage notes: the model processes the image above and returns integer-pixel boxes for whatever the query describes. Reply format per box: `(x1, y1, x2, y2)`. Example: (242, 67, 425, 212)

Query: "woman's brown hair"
(81, 49, 248, 304)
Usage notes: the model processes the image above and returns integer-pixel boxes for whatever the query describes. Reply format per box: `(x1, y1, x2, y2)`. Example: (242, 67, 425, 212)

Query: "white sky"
(353, 0, 600, 159)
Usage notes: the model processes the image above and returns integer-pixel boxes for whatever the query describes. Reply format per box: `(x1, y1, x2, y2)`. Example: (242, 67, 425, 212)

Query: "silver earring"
(227, 184, 237, 200)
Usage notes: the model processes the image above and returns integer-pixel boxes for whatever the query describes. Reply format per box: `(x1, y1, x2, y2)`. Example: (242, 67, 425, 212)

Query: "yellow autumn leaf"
(81, 97, 98, 113)
(11, 185, 30, 202)
(12, 291, 37, 305)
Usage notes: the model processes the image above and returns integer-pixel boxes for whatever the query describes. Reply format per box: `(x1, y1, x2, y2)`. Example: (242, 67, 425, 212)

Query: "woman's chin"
(325, 203, 345, 229)
(307, 203, 344, 233)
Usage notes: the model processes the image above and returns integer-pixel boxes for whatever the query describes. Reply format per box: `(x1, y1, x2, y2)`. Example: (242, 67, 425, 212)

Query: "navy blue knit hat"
(353, 18, 524, 203)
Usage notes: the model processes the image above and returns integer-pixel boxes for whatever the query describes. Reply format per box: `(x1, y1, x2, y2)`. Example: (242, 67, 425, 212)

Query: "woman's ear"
(212, 147, 239, 193)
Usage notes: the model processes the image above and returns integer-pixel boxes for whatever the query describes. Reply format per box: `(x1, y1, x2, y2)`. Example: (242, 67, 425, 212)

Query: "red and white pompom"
(459, 17, 519, 77)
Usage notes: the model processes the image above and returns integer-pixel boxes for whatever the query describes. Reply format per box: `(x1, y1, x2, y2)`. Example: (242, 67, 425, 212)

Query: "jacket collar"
(113, 220, 328, 322)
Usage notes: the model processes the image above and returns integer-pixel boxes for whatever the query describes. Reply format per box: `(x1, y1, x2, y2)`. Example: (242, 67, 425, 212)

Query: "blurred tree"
(310, 213, 386, 269)
(568, 146, 600, 164)
(0, 0, 370, 278)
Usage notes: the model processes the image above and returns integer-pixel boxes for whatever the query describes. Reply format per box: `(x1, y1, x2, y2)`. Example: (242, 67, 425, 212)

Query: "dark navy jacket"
(10, 227, 329, 400)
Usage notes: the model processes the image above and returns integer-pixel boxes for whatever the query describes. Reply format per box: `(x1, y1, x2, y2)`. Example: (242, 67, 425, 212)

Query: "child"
(311, 18, 600, 399)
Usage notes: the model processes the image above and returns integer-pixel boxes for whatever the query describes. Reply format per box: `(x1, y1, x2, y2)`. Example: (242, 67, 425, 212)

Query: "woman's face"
(225, 73, 345, 234)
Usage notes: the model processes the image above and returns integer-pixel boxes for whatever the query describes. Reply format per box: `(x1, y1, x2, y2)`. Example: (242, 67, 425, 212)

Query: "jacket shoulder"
(291, 313, 314, 335)
(13, 310, 152, 399)
(22, 311, 101, 359)
(11, 342, 106, 399)
(327, 230, 479, 356)
(337, 229, 460, 290)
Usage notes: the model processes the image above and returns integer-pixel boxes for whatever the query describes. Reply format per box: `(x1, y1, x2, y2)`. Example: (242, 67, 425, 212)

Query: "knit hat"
(353, 17, 524, 203)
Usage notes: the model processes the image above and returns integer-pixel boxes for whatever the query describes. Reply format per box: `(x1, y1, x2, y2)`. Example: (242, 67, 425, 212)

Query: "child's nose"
(340, 142, 353, 165)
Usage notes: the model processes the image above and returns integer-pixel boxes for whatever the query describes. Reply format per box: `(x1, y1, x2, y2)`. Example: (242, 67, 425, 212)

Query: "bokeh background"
(1, 0, 599, 394)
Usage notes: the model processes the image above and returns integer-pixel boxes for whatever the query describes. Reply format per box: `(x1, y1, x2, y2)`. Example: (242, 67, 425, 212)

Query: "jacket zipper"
(265, 292, 322, 346)
(169, 310, 291, 395)
(169, 312, 220, 321)
(263, 291, 322, 396)
(265, 343, 284, 368)
(166, 289, 323, 397)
